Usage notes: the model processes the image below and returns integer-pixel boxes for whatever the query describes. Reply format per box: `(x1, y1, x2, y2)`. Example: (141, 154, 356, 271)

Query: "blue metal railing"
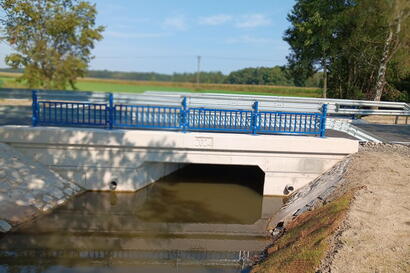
(31, 91, 328, 137)
(114, 104, 182, 129)
(37, 101, 108, 127)
(187, 108, 253, 133)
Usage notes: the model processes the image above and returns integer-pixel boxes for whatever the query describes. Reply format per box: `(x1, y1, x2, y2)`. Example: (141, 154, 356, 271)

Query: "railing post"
(181, 97, 188, 133)
(108, 93, 114, 129)
(32, 90, 38, 127)
(252, 101, 259, 135)
(320, 104, 328, 138)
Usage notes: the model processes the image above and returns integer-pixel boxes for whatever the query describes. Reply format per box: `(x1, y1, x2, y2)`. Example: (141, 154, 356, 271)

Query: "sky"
(0, 0, 296, 74)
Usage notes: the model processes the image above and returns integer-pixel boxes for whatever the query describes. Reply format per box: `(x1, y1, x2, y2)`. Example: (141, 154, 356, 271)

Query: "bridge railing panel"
(257, 112, 322, 135)
(187, 108, 253, 133)
(113, 105, 181, 129)
(37, 101, 108, 127)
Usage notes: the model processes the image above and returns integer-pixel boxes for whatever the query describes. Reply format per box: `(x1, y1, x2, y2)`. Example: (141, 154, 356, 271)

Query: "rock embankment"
(0, 143, 83, 232)
(267, 152, 353, 232)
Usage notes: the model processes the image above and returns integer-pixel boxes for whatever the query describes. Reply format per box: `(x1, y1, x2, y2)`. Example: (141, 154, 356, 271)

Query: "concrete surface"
(0, 126, 358, 196)
(0, 143, 82, 231)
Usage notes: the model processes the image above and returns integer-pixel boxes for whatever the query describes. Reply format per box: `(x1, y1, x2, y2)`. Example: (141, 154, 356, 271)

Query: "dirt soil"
(362, 115, 409, 125)
(324, 144, 410, 273)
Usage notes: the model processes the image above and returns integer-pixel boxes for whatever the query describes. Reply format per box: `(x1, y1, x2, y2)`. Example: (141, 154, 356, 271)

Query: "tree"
(370, 0, 410, 101)
(284, 0, 350, 97)
(328, 0, 409, 101)
(284, 0, 410, 101)
(224, 66, 293, 86)
(0, 0, 104, 89)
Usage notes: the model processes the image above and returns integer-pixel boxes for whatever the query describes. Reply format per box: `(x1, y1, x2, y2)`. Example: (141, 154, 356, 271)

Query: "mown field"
(0, 72, 322, 97)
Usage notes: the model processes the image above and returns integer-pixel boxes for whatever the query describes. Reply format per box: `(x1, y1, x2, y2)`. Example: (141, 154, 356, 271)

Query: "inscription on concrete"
(194, 137, 214, 148)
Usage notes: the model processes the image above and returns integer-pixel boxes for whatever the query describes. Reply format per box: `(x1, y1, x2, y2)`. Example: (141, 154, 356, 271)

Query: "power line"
(203, 56, 283, 62)
(0, 52, 283, 63)
(93, 55, 194, 60)
(196, 56, 201, 85)
(90, 55, 282, 62)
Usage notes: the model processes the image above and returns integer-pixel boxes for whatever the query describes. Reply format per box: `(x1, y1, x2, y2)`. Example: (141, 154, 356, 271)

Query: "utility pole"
(196, 55, 201, 86)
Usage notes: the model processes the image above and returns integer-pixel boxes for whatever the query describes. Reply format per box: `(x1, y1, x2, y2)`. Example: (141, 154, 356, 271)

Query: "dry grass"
(0, 72, 22, 77)
(362, 115, 410, 125)
(252, 191, 356, 273)
(0, 99, 31, 106)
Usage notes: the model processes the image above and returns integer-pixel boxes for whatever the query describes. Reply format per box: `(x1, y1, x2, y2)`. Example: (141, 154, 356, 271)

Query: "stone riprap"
(0, 143, 82, 232)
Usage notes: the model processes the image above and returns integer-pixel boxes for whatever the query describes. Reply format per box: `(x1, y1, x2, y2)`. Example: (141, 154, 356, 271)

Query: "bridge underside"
(0, 126, 358, 196)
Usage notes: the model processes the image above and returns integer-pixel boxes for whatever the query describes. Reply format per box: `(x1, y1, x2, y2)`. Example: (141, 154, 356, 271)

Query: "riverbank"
(252, 143, 410, 273)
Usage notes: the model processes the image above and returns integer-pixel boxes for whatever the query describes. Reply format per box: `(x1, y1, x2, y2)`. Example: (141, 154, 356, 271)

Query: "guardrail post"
(320, 104, 328, 138)
(181, 97, 188, 133)
(251, 101, 259, 135)
(108, 93, 114, 129)
(32, 90, 38, 127)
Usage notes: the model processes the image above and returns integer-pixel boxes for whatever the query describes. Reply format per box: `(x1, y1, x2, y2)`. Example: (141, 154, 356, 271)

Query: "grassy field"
(0, 72, 322, 97)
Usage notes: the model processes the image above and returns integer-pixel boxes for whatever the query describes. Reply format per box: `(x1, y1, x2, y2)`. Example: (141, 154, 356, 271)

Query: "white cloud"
(105, 31, 170, 39)
(163, 16, 188, 31)
(225, 35, 275, 45)
(111, 18, 151, 25)
(235, 14, 271, 28)
(198, 14, 233, 26)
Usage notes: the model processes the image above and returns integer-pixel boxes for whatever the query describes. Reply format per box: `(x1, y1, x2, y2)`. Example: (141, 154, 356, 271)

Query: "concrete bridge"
(0, 126, 358, 196)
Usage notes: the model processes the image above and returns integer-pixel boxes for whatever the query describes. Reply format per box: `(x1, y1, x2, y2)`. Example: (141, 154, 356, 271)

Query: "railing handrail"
(144, 91, 410, 108)
(31, 91, 328, 137)
(143, 91, 410, 116)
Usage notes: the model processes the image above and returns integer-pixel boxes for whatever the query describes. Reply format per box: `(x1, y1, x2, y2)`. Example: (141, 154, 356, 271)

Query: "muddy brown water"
(0, 164, 283, 273)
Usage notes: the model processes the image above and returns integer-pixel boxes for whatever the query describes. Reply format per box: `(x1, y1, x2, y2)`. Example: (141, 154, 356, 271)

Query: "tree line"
(86, 66, 323, 87)
(0, 67, 323, 87)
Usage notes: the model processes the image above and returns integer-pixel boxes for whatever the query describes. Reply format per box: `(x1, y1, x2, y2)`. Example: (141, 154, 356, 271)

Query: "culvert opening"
(109, 180, 117, 191)
(142, 163, 266, 224)
(162, 164, 265, 195)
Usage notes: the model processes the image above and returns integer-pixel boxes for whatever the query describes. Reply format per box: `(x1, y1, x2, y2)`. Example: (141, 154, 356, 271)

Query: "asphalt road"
(354, 123, 410, 143)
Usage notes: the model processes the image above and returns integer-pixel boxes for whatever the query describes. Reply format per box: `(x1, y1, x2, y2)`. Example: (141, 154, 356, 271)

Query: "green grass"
(74, 83, 320, 97)
(73, 81, 194, 93)
(0, 76, 25, 89)
(251, 191, 355, 273)
(0, 73, 322, 98)
(73, 79, 321, 97)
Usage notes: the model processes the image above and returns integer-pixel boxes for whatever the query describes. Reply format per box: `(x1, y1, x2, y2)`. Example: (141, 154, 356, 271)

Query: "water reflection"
(0, 164, 283, 273)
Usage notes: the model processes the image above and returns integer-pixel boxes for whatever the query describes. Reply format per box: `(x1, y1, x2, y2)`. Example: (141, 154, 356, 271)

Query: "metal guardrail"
(144, 91, 410, 116)
(1, 88, 409, 116)
(0, 88, 107, 102)
(32, 91, 328, 137)
(326, 118, 384, 143)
